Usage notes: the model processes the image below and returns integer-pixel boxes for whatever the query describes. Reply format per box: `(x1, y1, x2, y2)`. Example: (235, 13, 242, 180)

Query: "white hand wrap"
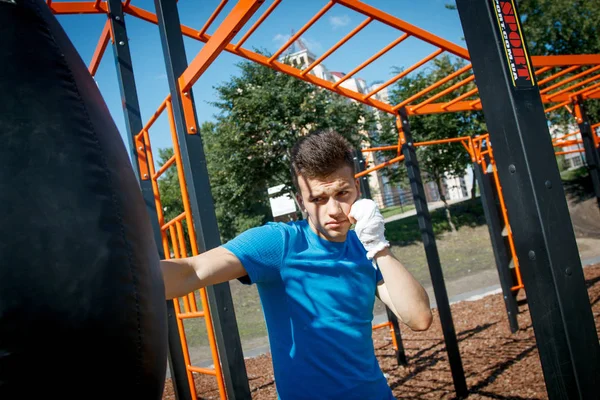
(349, 199, 390, 260)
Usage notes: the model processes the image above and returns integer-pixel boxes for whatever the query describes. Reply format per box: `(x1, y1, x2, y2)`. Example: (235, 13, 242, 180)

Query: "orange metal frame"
(133, 96, 228, 400)
(51, 1, 600, 124)
(48, 0, 600, 394)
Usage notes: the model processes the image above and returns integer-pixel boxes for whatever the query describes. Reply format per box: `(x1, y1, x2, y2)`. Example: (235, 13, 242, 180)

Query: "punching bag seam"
(28, 0, 144, 386)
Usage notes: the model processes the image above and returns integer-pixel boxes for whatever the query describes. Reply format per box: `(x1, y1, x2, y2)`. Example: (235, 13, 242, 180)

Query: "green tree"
(519, 0, 600, 125)
(383, 55, 486, 232)
(447, 0, 600, 125)
(159, 56, 378, 243)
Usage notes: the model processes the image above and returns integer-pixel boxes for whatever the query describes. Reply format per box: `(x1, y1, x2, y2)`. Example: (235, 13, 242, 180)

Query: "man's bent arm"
(375, 248, 432, 331)
(160, 247, 248, 300)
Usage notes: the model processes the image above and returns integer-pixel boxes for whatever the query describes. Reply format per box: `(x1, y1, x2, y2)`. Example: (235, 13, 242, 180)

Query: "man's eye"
(311, 198, 322, 203)
(338, 191, 348, 197)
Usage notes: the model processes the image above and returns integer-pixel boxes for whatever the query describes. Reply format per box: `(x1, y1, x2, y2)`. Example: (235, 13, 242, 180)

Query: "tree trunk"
(471, 168, 478, 199)
(435, 176, 457, 234)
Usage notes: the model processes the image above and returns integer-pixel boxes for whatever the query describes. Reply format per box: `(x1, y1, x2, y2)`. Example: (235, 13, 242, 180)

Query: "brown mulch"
(163, 263, 600, 400)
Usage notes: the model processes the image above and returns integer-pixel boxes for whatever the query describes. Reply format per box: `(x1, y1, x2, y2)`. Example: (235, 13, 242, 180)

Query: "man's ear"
(354, 178, 361, 200)
(295, 192, 304, 211)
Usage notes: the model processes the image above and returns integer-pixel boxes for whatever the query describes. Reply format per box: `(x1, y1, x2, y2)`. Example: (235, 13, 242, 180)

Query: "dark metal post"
(353, 151, 408, 366)
(473, 162, 519, 332)
(153, 0, 251, 398)
(106, 1, 191, 398)
(574, 97, 600, 209)
(398, 110, 468, 398)
(456, 1, 600, 398)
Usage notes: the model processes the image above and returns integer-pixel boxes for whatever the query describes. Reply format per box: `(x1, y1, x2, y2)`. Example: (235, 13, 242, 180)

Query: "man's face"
(296, 165, 360, 243)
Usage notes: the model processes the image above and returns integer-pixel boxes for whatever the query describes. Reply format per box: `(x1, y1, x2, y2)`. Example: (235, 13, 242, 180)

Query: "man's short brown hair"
(290, 129, 355, 190)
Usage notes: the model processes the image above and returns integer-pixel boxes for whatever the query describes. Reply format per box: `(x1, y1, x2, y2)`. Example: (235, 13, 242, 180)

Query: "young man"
(161, 130, 432, 400)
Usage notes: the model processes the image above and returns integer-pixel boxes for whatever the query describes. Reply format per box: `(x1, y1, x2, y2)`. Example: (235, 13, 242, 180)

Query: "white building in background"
(550, 123, 585, 170)
(267, 37, 473, 216)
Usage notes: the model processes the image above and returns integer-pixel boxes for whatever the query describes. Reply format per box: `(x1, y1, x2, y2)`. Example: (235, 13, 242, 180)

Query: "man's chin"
(323, 226, 350, 241)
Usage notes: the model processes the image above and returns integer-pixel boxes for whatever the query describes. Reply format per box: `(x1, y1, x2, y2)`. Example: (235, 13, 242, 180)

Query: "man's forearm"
(375, 248, 432, 330)
(160, 258, 201, 300)
(160, 247, 248, 300)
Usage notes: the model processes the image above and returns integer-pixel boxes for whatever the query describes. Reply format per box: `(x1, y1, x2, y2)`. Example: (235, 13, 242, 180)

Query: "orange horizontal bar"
(541, 65, 600, 95)
(537, 65, 580, 87)
(365, 48, 444, 99)
(143, 95, 170, 132)
(552, 131, 580, 143)
(362, 145, 397, 153)
(555, 149, 584, 156)
(355, 155, 405, 178)
(393, 63, 472, 111)
(197, 0, 229, 38)
(530, 54, 600, 67)
(411, 75, 475, 112)
(302, 16, 373, 76)
(179, 0, 264, 92)
(177, 311, 206, 319)
(336, 0, 470, 60)
(441, 87, 478, 110)
(413, 137, 471, 147)
(545, 100, 571, 113)
(162, 212, 187, 232)
(334, 33, 409, 89)
(372, 321, 392, 330)
(89, 19, 111, 76)
(268, 1, 334, 63)
(153, 155, 176, 180)
(553, 139, 582, 147)
(584, 85, 600, 100)
(546, 73, 600, 100)
(571, 81, 600, 99)
(233, 0, 281, 50)
(188, 366, 217, 376)
(50, 1, 107, 14)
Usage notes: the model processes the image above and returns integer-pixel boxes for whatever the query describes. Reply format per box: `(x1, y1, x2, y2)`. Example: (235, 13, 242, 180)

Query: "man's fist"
(349, 199, 390, 260)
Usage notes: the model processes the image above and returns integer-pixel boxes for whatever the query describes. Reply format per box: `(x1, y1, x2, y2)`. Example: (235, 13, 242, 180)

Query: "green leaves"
(160, 57, 377, 242)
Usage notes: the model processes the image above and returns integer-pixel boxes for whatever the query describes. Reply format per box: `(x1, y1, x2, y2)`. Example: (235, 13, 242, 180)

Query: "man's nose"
(326, 199, 343, 216)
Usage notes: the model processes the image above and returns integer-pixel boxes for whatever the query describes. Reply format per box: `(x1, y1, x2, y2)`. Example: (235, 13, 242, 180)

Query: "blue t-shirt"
(222, 220, 394, 400)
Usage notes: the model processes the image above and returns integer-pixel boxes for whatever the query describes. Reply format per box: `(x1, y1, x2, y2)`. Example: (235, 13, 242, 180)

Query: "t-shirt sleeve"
(222, 222, 285, 285)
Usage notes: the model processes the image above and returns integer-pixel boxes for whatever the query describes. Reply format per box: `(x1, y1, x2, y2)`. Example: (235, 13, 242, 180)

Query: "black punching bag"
(0, 0, 168, 398)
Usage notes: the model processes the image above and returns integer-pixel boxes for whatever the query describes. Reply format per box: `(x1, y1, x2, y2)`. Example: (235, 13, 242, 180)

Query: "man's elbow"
(408, 309, 433, 331)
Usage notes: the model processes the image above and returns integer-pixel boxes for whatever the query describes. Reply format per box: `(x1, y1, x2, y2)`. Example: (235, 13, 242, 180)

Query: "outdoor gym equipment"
(0, 0, 168, 398)
(8, 0, 600, 399)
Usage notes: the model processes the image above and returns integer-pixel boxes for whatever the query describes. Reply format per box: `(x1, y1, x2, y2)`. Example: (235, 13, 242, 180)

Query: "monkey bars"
(48, 1, 600, 399)
(52, 0, 600, 127)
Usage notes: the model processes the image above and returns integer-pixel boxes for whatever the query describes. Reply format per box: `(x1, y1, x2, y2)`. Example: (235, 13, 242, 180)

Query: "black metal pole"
(472, 161, 519, 333)
(153, 0, 251, 398)
(106, 1, 191, 398)
(398, 110, 468, 398)
(574, 97, 600, 209)
(456, 1, 600, 398)
(353, 151, 408, 366)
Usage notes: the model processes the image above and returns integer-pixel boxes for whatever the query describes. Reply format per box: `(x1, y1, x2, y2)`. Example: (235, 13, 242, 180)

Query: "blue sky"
(56, 0, 466, 162)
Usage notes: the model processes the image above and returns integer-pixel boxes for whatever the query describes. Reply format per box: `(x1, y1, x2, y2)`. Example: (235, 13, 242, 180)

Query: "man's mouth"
(326, 220, 346, 228)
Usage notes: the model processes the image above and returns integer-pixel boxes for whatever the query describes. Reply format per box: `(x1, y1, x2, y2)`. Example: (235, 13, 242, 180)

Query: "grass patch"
(384, 197, 487, 244)
(381, 204, 415, 219)
(560, 166, 594, 203)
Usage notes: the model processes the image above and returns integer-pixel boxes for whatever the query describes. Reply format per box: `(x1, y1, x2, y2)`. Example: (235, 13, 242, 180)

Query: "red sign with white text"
(492, 0, 535, 87)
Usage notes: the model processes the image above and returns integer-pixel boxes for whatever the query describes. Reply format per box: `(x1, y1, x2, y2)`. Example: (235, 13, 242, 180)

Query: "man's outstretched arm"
(374, 249, 432, 331)
(160, 247, 247, 300)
